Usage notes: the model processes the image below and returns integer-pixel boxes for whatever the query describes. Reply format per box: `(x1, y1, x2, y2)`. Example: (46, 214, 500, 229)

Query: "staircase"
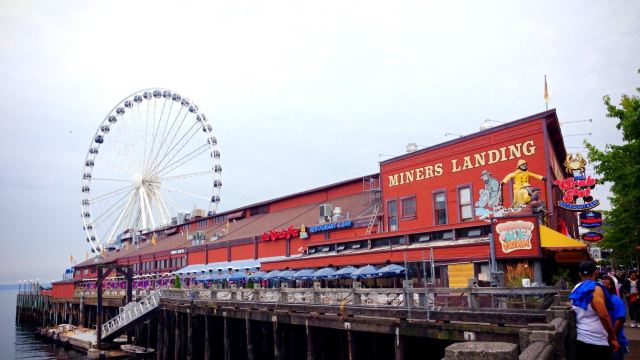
(365, 204, 380, 235)
(101, 290, 160, 341)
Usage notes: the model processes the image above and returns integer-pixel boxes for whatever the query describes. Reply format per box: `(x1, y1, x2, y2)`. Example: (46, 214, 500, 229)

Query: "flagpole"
(544, 75, 549, 110)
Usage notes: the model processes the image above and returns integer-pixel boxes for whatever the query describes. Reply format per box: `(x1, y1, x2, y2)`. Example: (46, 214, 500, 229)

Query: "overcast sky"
(0, 1, 637, 284)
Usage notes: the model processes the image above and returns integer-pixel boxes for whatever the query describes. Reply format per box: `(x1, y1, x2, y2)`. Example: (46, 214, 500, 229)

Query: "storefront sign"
(261, 225, 300, 241)
(387, 140, 537, 187)
(170, 249, 185, 255)
(554, 176, 599, 211)
(308, 220, 353, 233)
(492, 216, 542, 259)
(581, 231, 603, 242)
(579, 211, 603, 228)
(496, 220, 535, 253)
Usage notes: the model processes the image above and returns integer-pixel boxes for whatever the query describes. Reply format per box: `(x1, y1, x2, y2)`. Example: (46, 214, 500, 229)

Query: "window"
(249, 205, 269, 216)
(387, 200, 398, 231)
(214, 215, 226, 224)
(434, 191, 447, 225)
(458, 186, 473, 222)
(401, 196, 416, 219)
(197, 219, 208, 227)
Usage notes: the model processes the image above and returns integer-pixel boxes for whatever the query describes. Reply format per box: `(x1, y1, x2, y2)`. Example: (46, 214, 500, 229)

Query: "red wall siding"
(231, 244, 254, 261)
(188, 250, 206, 265)
(381, 119, 547, 233)
(258, 240, 286, 258)
(207, 248, 227, 262)
(51, 282, 75, 299)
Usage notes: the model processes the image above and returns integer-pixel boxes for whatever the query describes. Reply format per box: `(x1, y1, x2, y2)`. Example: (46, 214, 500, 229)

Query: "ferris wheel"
(80, 89, 222, 254)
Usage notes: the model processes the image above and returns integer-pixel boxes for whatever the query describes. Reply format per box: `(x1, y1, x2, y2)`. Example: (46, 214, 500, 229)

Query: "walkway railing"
(160, 286, 558, 311)
(101, 290, 160, 340)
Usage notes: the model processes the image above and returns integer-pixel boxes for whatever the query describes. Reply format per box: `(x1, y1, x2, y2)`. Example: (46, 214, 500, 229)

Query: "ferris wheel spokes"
(149, 119, 201, 176)
(161, 170, 215, 181)
(103, 189, 138, 248)
(157, 144, 210, 177)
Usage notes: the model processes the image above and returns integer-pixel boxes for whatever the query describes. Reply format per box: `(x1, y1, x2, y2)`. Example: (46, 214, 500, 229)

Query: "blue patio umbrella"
(311, 267, 336, 280)
(210, 272, 229, 282)
(332, 266, 357, 279)
(293, 269, 316, 280)
(375, 264, 406, 277)
(276, 270, 297, 280)
(263, 270, 282, 280)
(247, 271, 267, 281)
(350, 265, 380, 279)
(228, 271, 248, 282)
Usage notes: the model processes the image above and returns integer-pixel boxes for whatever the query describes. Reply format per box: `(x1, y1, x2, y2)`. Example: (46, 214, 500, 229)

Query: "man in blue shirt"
(602, 275, 629, 359)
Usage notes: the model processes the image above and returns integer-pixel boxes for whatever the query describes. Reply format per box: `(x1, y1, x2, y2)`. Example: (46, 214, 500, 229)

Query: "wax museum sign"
(492, 216, 542, 259)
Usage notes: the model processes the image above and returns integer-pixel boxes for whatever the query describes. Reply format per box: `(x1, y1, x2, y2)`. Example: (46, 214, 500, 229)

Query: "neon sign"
(554, 176, 599, 211)
(261, 225, 300, 241)
(581, 231, 603, 242)
(580, 211, 603, 228)
(308, 220, 353, 233)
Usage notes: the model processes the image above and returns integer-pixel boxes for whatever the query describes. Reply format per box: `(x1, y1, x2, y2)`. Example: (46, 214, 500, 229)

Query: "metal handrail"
(101, 290, 160, 339)
(159, 286, 559, 310)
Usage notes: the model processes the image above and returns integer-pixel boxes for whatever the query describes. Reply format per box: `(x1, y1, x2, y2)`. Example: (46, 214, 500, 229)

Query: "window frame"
(432, 189, 448, 225)
(456, 184, 474, 223)
(400, 195, 417, 220)
(386, 199, 399, 231)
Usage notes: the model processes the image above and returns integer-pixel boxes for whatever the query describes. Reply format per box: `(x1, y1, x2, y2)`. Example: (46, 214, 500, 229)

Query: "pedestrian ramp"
(101, 290, 160, 341)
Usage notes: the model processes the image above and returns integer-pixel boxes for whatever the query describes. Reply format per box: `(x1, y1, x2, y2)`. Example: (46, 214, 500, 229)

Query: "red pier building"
(62, 109, 587, 292)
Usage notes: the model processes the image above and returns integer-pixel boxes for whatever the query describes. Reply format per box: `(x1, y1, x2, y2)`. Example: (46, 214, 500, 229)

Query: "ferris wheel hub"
(131, 172, 143, 188)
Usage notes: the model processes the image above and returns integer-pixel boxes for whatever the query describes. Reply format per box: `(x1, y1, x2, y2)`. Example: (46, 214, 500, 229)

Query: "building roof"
(75, 191, 375, 268)
(379, 109, 559, 166)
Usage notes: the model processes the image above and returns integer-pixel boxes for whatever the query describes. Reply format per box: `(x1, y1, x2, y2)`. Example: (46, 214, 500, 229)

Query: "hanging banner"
(581, 231, 604, 242)
(579, 211, 603, 228)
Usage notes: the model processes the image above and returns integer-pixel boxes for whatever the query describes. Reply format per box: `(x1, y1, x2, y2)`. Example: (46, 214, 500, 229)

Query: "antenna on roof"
(444, 132, 463, 138)
(479, 119, 505, 130)
(560, 119, 592, 126)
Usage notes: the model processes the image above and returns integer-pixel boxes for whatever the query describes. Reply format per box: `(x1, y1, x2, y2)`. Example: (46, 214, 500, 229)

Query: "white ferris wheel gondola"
(80, 89, 222, 255)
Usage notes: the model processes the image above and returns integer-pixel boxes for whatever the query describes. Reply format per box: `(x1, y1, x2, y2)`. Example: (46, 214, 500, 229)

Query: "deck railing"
(160, 286, 559, 311)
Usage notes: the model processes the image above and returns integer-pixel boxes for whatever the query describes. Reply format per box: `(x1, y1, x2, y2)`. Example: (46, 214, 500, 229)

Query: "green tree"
(173, 274, 182, 288)
(585, 70, 640, 262)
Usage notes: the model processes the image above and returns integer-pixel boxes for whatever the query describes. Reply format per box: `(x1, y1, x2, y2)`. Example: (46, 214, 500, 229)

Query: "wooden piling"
(273, 318, 280, 360)
(245, 315, 254, 360)
(347, 330, 354, 360)
(306, 319, 314, 360)
(204, 314, 211, 360)
(174, 311, 182, 360)
(223, 314, 231, 360)
(394, 327, 405, 360)
(187, 309, 193, 360)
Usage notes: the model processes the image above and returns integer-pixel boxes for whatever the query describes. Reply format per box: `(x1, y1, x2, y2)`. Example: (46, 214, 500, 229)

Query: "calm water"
(0, 288, 86, 359)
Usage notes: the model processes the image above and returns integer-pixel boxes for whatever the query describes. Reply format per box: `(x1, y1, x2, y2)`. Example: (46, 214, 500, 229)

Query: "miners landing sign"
(554, 176, 599, 211)
(492, 216, 542, 259)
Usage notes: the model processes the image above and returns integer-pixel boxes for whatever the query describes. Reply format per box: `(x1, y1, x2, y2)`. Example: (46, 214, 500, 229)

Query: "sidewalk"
(623, 324, 640, 357)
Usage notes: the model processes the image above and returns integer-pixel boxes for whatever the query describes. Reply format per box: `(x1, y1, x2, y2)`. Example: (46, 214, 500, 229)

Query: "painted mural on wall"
(474, 160, 547, 220)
